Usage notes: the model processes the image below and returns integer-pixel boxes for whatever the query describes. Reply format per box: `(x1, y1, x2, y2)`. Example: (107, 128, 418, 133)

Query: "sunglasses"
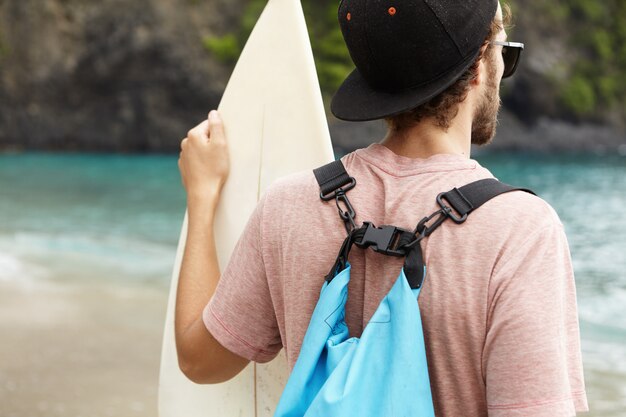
(490, 41, 524, 79)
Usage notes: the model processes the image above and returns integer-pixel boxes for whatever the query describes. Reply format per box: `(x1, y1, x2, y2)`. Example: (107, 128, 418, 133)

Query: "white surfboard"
(158, 0, 334, 415)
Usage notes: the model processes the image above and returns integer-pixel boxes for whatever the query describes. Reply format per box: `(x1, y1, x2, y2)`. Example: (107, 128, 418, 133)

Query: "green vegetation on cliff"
(0, 33, 9, 61)
(203, 0, 352, 98)
(509, 0, 626, 118)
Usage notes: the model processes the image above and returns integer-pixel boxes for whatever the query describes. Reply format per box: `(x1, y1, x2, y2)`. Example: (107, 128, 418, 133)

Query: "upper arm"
(202, 192, 283, 365)
(177, 191, 282, 383)
(483, 218, 588, 416)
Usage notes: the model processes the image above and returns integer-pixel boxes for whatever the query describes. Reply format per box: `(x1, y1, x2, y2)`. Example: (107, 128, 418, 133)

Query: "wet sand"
(0, 280, 168, 417)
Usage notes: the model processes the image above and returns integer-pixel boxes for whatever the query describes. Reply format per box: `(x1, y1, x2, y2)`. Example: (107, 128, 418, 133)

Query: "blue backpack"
(273, 160, 532, 416)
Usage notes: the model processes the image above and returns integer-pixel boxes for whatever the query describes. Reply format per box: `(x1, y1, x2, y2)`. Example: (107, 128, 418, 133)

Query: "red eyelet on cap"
(388, 7, 396, 16)
(347, 12, 352, 21)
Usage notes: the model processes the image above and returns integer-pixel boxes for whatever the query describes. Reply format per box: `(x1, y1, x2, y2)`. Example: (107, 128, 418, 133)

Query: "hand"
(178, 110, 230, 212)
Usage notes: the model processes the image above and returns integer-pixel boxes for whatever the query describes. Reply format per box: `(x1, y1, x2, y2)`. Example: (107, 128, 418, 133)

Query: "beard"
(471, 53, 501, 146)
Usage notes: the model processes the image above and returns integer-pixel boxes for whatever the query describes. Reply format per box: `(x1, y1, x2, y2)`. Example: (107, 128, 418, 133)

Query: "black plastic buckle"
(436, 192, 468, 224)
(319, 178, 357, 201)
(354, 222, 407, 257)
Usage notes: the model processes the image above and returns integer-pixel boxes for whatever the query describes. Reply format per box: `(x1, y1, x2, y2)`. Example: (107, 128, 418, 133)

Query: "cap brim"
(331, 49, 482, 122)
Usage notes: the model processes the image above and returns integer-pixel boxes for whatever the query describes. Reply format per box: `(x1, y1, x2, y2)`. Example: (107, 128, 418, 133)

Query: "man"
(176, 0, 589, 415)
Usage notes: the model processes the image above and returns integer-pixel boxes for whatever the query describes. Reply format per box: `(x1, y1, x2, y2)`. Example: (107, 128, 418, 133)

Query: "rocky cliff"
(0, 0, 624, 154)
(0, 0, 236, 151)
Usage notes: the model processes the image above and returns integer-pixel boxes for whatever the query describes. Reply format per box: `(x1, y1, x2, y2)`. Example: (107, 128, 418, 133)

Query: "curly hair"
(384, 5, 511, 132)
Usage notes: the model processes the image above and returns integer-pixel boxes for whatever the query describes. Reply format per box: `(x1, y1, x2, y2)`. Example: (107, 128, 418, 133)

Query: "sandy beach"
(0, 279, 168, 417)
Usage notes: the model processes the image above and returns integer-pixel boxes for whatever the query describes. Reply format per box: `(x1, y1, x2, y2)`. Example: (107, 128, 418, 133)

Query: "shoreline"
(2, 113, 626, 156)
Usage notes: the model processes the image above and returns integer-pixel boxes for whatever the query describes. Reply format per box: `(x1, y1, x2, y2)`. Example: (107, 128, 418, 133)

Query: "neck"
(379, 102, 474, 159)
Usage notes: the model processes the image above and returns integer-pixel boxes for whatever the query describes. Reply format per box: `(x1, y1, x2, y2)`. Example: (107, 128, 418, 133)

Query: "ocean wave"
(0, 231, 178, 285)
(579, 287, 626, 334)
(582, 333, 626, 376)
(578, 286, 626, 377)
(0, 251, 42, 282)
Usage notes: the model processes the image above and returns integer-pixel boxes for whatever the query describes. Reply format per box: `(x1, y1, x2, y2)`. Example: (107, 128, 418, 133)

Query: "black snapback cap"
(331, 0, 499, 121)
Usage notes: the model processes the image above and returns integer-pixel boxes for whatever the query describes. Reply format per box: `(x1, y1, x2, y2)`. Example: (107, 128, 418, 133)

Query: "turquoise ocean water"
(0, 152, 624, 414)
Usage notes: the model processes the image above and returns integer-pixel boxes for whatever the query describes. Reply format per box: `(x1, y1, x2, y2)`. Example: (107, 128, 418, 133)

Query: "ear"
(473, 44, 490, 87)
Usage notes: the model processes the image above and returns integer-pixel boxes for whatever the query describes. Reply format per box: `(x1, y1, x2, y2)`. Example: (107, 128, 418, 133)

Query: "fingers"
(208, 110, 226, 144)
(179, 138, 186, 166)
(181, 110, 225, 149)
(187, 121, 209, 144)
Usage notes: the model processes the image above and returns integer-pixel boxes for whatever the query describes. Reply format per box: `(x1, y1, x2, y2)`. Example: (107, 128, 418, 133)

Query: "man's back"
(176, 0, 589, 414)
(204, 144, 587, 416)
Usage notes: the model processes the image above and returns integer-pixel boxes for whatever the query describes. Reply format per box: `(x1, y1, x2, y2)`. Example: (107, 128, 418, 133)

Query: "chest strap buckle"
(354, 222, 412, 257)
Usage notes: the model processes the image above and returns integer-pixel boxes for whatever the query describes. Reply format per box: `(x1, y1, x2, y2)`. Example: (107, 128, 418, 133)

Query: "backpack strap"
(313, 160, 356, 201)
(437, 178, 535, 222)
(402, 179, 536, 289)
(313, 161, 536, 289)
(313, 160, 358, 233)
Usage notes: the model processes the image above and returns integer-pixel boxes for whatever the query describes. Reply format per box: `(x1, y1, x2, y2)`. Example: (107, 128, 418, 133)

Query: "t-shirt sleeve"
(202, 193, 282, 363)
(483, 212, 588, 416)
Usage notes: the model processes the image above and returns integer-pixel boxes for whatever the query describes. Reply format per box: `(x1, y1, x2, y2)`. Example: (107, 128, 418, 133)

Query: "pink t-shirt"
(204, 143, 588, 416)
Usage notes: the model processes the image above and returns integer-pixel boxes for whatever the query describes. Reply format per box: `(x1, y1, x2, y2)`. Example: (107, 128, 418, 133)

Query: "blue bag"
(273, 263, 435, 417)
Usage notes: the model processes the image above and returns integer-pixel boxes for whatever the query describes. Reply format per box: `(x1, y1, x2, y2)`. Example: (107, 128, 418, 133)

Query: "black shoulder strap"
(438, 178, 536, 222)
(313, 160, 355, 200)
(402, 178, 535, 289)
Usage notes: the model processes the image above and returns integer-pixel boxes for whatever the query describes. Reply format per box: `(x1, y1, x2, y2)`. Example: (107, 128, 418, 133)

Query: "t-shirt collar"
(354, 143, 478, 177)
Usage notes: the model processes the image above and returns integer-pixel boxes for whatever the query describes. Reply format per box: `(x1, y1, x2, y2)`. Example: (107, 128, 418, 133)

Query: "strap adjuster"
(437, 191, 469, 223)
(354, 222, 409, 257)
(319, 178, 356, 201)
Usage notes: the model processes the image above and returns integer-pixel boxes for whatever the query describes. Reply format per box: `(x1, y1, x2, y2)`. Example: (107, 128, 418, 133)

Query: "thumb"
(208, 110, 226, 143)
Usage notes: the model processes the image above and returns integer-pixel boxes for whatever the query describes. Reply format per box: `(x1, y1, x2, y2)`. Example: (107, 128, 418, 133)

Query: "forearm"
(174, 111, 249, 383)
(175, 194, 221, 343)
